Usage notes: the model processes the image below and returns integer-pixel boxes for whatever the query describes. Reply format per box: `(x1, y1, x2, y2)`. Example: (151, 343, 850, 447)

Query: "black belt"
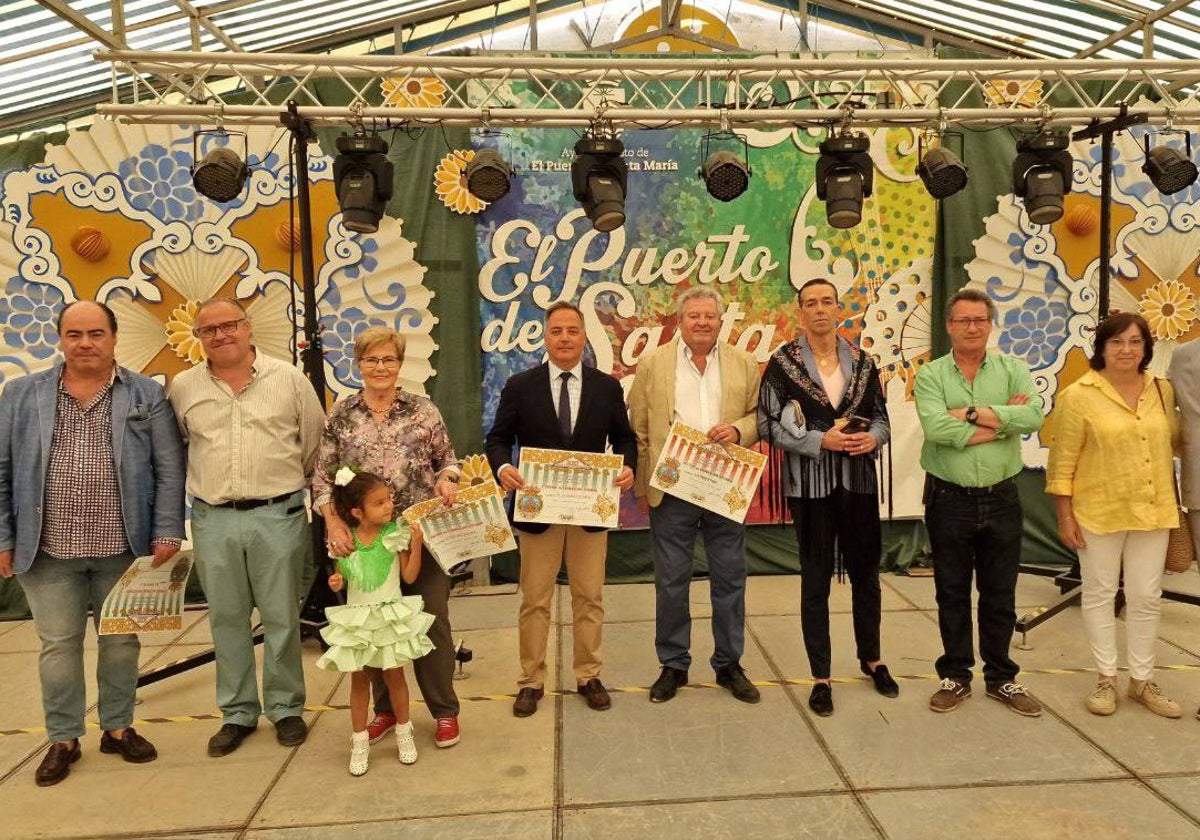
(929, 476, 1015, 497)
(200, 491, 296, 511)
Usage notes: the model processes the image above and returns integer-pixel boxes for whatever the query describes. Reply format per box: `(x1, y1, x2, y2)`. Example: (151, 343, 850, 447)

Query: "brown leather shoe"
(35, 740, 81, 787)
(99, 727, 158, 763)
(578, 678, 612, 711)
(513, 687, 544, 718)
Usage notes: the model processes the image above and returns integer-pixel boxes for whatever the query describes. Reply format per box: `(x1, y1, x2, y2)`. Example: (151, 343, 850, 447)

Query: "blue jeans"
(925, 478, 1023, 688)
(649, 495, 747, 672)
(19, 552, 140, 742)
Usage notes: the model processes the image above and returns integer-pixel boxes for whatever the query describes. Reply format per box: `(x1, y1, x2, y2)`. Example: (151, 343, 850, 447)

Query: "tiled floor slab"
(864, 780, 1200, 840)
(0, 732, 45, 781)
(247, 810, 554, 840)
(250, 696, 556, 828)
(402, 625, 534, 703)
(1146, 774, 1200, 823)
(444, 587, 524, 631)
(563, 794, 878, 839)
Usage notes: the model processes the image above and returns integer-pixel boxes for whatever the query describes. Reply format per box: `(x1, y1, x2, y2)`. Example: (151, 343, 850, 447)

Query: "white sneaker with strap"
(348, 730, 370, 776)
(396, 721, 418, 765)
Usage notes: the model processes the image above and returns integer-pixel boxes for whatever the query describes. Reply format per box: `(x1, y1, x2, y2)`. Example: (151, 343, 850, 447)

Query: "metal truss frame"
(96, 50, 1200, 129)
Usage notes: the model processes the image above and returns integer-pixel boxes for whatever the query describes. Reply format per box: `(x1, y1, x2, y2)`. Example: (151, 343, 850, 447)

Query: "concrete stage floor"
(2, 570, 1200, 840)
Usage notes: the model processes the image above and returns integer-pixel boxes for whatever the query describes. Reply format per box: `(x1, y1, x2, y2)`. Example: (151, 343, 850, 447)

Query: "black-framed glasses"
(193, 318, 246, 339)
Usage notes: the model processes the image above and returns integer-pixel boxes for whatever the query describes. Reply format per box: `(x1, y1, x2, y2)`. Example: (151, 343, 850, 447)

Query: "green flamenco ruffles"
(338, 520, 412, 594)
(316, 594, 435, 672)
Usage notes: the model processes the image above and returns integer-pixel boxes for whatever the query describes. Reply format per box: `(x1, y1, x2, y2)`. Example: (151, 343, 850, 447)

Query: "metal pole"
(284, 100, 327, 400)
(1099, 129, 1112, 321)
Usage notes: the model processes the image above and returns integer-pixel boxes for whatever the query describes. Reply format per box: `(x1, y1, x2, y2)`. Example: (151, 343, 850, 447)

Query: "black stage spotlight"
(918, 142, 968, 200)
(192, 131, 249, 203)
(465, 148, 513, 202)
(816, 132, 874, 229)
(571, 134, 628, 232)
(1012, 131, 1073, 225)
(333, 132, 393, 234)
(1142, 134, 1198, 195)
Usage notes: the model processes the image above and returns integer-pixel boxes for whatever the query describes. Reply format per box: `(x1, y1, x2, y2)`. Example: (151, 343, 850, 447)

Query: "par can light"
(465, 149, 513, 202)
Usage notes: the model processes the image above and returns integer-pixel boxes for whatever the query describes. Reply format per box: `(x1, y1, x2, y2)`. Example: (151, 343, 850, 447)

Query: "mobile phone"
(840, 414, 871, 434)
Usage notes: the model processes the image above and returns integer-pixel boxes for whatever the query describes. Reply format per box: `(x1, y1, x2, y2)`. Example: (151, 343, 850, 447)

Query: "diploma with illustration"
(512, 447, 625, 528)
(649, 422, 768, 523)
(99, 553, 195, 635)
(402, 480, 517, 573)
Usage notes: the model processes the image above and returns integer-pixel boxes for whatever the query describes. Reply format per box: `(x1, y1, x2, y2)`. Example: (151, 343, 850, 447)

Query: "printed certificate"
(99, 553, 194, 635)
(512, 447, 624, 528)
(649, 422, 767, 523)
(402, 481, 516, 573)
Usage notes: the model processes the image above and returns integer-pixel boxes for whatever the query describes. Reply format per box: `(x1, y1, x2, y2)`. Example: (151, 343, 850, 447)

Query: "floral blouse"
(312, 390, 461, 513)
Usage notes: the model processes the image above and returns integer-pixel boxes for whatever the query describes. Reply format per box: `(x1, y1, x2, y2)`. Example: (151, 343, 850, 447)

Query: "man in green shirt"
(914, 289, 1045, 717)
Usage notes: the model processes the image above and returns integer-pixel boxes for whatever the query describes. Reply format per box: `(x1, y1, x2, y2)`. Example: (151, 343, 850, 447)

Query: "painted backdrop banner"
(469, 125, 939, 524)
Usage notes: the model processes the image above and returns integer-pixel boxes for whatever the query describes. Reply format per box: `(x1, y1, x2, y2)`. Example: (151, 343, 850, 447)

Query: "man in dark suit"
(486, 301, 637, 717)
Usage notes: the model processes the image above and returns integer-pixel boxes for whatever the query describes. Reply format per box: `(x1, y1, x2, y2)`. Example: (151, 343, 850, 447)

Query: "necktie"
(557, 371, 573, 440)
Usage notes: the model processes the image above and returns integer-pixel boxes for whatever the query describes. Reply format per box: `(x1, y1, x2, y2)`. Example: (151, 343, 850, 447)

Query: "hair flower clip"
(334, 466, 357, 487)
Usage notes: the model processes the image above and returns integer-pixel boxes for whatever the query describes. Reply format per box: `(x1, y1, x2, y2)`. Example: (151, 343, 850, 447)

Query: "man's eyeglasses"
(193, 318, 246, 339)
(359, 356, 401, 369)
(950, 317, 991, 328)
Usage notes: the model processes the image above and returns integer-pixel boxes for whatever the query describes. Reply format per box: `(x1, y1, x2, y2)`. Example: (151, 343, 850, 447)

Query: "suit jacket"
(1169, 340, 1200, 508)
(485, 362, 638, 534)
(627, 338, 761, 506)
(0, 362, 187, 574)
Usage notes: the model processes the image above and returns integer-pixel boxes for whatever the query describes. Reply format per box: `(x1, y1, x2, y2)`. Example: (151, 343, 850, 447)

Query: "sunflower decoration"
(381, 76, 448, 109)
(1138, 279, 1198, 341)
(457, 454, 496, 490)
(434, 149, 489, 215)
(165, 300, 205, 365)
(982, 79, 1044, 109)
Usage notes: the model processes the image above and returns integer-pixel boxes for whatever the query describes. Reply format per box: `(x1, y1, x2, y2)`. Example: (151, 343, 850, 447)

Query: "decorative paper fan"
(434, 150, 489, 215)
(457, 454, 496, 489)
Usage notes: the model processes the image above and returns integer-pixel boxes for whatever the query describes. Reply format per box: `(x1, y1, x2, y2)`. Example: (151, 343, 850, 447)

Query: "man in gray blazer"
(1167, 340, 1200, 721)
(0, 301, 186, 786)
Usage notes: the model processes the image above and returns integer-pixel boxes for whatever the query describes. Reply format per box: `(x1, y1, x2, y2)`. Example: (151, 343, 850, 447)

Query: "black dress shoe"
(578, 678, 612, 711)
(861, 662, 900, 698)
(35, 740, 81, 787)
(99, 727, 158, 763)
(809, 682, 834, 716)
(274, 715, 308, 747)
(715, 663, 761, 704)
(207, 723, 257, 757)
(513, 687, 544, 718)
(649, 667, 688, 703)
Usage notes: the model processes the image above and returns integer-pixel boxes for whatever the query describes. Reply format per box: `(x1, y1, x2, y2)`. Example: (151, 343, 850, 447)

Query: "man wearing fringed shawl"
(757, 279, 898, 717)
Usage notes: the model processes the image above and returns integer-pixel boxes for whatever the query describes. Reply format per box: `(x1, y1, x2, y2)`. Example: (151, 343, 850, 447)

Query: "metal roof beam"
(34, 0, 127, 50)
(171, 0, 244, 52)
(800, 0, 1029, 56)
(1075, 0, 1199, 57)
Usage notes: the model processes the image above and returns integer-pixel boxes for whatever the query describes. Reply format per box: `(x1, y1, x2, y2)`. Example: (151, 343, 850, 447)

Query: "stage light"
(816, 133, 874, 229)
(701, 151, 750, 201)
(1142, 135, 1198, 195)
(918, 146, 968, 200)
(1012, 131, 1073, 225)
(191, 131, 249, 203)
(333, 132, 393, 234)
(571, 134, 628, 232)
(465, 149, 513, 202)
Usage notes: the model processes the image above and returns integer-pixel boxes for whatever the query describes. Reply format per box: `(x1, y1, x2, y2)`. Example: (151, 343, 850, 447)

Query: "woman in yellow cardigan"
(1046, 312, 1181, 719)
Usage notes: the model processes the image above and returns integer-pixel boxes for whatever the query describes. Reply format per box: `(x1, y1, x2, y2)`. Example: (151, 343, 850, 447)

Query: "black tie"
(557, 371, 573, 440)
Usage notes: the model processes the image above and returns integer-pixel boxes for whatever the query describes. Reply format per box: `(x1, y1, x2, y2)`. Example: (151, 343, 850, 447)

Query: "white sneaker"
(1128, 679, 1182, 719)
(396, 721, 418, 765)
(1085, 682, 1117, 716)
(348, 730, 370, 776)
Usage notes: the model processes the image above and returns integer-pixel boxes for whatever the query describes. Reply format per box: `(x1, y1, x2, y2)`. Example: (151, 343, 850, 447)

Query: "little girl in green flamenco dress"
(316, 467, 435, 775)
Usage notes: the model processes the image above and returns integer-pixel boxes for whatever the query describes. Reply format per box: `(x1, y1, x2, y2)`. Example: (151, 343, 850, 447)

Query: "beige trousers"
(516, 525, 608, 689)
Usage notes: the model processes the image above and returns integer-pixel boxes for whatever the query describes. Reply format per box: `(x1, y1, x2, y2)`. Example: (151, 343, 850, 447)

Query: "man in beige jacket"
(628, 287, 762, 704)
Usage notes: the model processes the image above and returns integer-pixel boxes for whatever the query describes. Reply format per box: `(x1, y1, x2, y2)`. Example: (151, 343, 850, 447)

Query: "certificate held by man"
(513, 447, 625, 528)
(650, 422, 767, 523)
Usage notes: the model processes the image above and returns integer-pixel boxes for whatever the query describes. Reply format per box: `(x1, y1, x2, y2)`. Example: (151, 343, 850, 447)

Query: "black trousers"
(788, 489, 882, 680)
(925, 477, 1022, 688)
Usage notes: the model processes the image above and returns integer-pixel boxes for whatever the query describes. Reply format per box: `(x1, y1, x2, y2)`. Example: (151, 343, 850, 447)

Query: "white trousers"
(1078, 526, 1169, 681)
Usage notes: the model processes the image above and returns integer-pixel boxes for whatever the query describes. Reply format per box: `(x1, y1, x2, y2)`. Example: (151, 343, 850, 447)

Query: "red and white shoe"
(434, 716, 460, 748)
(366, 712, 396, 745)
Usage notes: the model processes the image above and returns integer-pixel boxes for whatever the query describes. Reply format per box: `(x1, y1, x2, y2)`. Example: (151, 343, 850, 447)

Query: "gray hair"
(945, 288, 996, 322)
(195, 297, 248, 319)
(676, 286, 725, 319)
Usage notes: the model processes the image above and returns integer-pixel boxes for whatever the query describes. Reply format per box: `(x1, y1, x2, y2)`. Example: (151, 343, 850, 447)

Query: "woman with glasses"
(1046, 312, 1182, 719)
(312, 326, 465, 749)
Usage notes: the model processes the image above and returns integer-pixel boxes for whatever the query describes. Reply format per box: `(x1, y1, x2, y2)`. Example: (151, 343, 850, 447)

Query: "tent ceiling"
(3, 0, 1199, 131)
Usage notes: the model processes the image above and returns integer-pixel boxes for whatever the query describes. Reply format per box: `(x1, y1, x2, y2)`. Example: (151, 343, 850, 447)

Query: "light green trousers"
(192, 491, 309, 726)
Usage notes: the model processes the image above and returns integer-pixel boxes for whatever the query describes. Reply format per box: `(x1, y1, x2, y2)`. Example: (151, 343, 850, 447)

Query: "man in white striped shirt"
(169, 298, 325, 758)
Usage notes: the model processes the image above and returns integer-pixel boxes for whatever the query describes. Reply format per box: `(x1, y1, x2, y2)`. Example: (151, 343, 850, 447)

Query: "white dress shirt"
(673, 340, 722, 432)
(548, 359, 583, 433)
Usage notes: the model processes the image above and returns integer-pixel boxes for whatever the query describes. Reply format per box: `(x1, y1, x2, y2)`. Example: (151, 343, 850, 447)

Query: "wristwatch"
(965, 406, 979, 424)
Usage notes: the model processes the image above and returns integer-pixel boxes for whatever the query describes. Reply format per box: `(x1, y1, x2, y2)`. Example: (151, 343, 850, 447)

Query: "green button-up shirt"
(914, 351, 1045, 488)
